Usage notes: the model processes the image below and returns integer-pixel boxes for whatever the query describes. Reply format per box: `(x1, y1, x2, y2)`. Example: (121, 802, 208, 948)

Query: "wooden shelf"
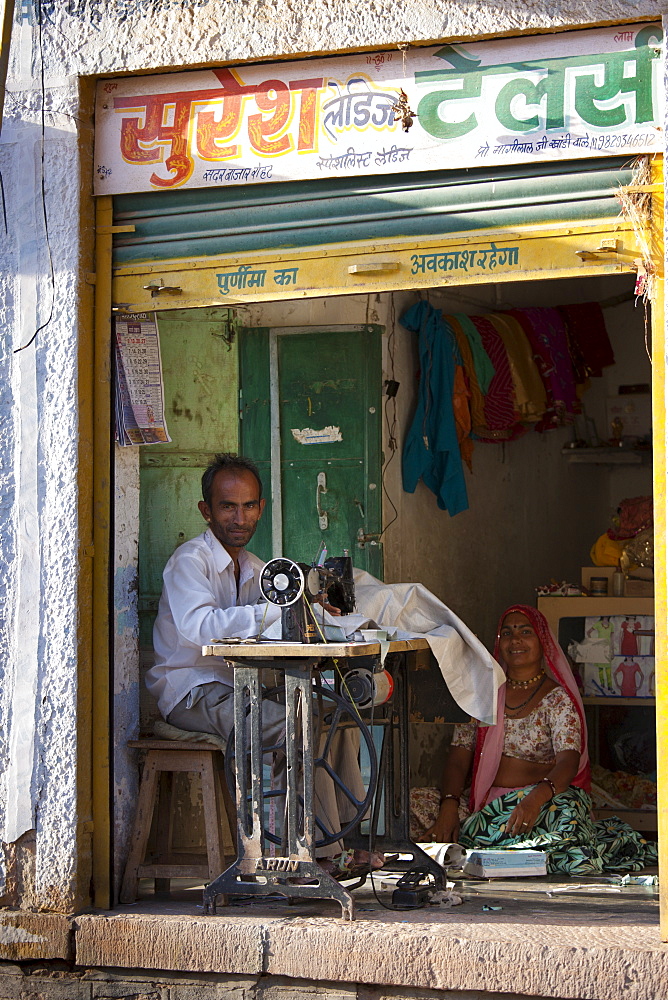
(537, 596, 654, 636)
(561, 447, 651, 465)
(582, 697, 655, 707)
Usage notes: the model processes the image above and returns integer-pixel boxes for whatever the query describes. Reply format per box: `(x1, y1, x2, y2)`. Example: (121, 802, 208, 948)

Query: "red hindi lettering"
(196, 68, 257, 161)
(290, 78, 324, 152)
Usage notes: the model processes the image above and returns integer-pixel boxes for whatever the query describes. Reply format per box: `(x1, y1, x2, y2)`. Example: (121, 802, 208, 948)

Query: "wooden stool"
(120, 740, 236, 904)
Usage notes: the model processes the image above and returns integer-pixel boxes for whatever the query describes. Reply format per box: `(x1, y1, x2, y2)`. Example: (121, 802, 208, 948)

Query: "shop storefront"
(88, 21, 667, 937)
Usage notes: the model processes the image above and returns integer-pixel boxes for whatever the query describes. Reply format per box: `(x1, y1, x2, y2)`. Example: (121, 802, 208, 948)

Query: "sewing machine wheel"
(224, 684, 377, 849)
(259, 557, 305, 606)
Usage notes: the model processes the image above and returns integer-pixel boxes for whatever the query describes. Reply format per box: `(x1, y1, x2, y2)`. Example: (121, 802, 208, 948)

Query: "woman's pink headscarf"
(470, 604, 590, 812)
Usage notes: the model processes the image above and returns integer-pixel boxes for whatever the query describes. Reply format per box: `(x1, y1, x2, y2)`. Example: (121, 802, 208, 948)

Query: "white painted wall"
(0, 0, 664, 912)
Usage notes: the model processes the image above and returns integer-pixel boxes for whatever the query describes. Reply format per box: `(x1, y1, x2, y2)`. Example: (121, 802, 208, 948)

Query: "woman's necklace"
(507, 670, 544, 689)
(505, 674, 546, 714)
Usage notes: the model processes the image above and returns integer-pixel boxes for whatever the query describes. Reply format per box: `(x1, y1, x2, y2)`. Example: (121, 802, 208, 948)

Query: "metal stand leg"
(346, 654, 444, 887)
(203, 659, 355, 919)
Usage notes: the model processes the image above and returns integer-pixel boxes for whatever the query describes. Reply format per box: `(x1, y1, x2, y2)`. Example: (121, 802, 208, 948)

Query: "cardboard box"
(624, 578, 654, 597)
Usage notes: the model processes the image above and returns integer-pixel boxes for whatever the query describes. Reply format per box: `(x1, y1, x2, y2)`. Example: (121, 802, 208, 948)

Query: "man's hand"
(311, 594, 342, 616)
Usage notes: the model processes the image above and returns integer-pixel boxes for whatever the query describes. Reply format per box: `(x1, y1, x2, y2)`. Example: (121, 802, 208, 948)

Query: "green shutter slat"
(112, 157, 632, 266)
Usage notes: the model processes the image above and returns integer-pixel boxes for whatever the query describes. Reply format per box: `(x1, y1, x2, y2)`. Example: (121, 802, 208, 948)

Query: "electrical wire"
(378, 293, 399, 540)
(0, 172, 7, 235)
(14, 0, 55, 354)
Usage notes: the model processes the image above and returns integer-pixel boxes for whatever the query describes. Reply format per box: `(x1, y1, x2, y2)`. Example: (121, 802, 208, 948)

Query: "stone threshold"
(2, 876, 667, 1000)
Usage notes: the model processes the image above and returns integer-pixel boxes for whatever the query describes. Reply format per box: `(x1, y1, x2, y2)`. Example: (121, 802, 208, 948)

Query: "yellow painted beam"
(112, 222, 642, 312)
(0, 0, 14, 135)
(92, 196, 113, 909)
(649, 157, 668, 940)
(76, 205, 96, 909)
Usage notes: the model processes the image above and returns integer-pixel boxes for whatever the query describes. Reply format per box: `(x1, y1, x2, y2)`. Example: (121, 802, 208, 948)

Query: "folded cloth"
(153, 718, 227, 753)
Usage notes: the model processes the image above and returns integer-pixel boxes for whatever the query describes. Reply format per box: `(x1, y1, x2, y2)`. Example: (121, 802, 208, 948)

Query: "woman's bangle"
(440, 793, 460, 806)
(540, 777, 557, 799)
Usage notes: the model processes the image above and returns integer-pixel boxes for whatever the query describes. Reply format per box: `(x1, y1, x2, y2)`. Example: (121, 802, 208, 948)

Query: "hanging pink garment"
(507, 308, 580, 431)
(469, 315, 525, 442)
(470, 604, 590, 813)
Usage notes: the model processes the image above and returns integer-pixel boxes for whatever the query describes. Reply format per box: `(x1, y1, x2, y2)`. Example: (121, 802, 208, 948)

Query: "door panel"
(240, 325, 382, 577)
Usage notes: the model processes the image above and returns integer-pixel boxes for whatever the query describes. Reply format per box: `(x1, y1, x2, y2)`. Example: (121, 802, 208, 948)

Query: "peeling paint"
(114, 565, 139, 635)
(291, 426, 343, 445)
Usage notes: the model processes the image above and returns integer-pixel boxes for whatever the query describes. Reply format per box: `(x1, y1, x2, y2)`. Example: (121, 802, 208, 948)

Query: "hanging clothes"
(441, 315, 474, 472)
(401, 301, 469, 515)
(485, 313, 547, 423)
(559, 302, 615, 377)
(508, 307, 579, 431)
(447, 314, 488, 440)
(453, 359, 474, 473)
(449, 311, 495, 394)
(469, 314, 525, 441)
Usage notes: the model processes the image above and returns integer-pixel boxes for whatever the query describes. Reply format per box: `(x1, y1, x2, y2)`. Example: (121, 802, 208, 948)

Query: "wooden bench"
(120, 740, 236, 903)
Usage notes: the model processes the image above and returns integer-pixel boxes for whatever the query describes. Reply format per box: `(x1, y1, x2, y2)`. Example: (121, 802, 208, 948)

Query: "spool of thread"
(590, 577, 609, 597)
(612, 570, 625, 597)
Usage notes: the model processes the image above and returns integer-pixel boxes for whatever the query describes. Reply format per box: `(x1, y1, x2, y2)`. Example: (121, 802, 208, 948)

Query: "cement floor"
(71, 869, 666, 1000)
(122, 868, 660, 927)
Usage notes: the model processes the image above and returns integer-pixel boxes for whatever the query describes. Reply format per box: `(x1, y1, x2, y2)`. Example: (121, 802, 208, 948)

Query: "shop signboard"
(95, 22, 663, 194)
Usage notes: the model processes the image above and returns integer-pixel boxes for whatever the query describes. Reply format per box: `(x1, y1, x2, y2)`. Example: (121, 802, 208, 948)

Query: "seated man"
(147, 452, 282, 743)
(146, 452, 364, 858)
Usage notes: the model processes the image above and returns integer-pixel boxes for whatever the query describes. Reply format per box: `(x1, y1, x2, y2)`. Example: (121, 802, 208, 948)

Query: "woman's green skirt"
(459, 786, 657, 875)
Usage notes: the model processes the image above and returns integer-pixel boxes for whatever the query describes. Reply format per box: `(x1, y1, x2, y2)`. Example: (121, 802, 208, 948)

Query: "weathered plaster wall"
(112, 447, 141, 901)
(1, 11, 84, 909)
(34, 0, 667, 77)
(2, 0, 665, 916)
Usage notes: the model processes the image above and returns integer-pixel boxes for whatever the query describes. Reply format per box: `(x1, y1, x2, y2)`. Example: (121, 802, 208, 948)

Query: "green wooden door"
(138, 308, 239, 653)
(240, 325, 383, 577)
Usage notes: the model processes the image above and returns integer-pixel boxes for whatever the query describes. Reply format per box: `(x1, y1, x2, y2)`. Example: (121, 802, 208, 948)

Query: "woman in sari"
(421, 605, 656, 874)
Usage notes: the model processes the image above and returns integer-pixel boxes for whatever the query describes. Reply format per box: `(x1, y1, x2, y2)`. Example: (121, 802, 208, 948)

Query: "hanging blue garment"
(401, 301, 469, 515)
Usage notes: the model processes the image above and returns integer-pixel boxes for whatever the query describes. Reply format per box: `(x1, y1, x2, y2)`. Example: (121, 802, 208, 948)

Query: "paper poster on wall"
(94, 22, 663, 195)
(291, 425, 343, 444)
(114, 313, 171, 445)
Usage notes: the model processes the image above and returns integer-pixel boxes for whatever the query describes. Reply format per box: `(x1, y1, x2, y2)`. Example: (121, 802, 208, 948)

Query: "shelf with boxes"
(536, 593, 656, 833)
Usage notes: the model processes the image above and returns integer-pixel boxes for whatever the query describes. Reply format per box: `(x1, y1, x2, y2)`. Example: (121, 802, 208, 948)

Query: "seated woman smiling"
(419, 605, 656, 875)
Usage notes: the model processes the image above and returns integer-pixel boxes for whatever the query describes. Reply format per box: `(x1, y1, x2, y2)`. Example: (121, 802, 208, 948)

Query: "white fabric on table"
(264, 569, 503, 725)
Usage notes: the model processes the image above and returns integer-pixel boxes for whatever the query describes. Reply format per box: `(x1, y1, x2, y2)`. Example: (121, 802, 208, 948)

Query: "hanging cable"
(0, 172, 7, 235)
(379, 293, 399, 540)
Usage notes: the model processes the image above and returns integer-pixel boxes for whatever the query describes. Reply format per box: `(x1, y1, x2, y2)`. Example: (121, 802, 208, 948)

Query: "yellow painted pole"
(649, 156, 667, 939)
(92, 196, 113, 909)
(76, 234, 95, 908)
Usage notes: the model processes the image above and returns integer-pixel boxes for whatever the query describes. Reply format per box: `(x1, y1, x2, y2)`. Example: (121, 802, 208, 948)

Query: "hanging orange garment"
(485, 313, 547, 422)
(447, 315, 487, 440)
(453, 363, 473, 472)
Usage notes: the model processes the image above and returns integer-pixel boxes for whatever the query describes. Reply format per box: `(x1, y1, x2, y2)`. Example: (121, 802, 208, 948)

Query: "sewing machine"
(259, 554, 355, 642)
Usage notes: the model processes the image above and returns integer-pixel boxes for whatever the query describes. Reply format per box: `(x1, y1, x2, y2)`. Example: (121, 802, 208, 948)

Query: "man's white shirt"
(147, 528, 280, 717)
